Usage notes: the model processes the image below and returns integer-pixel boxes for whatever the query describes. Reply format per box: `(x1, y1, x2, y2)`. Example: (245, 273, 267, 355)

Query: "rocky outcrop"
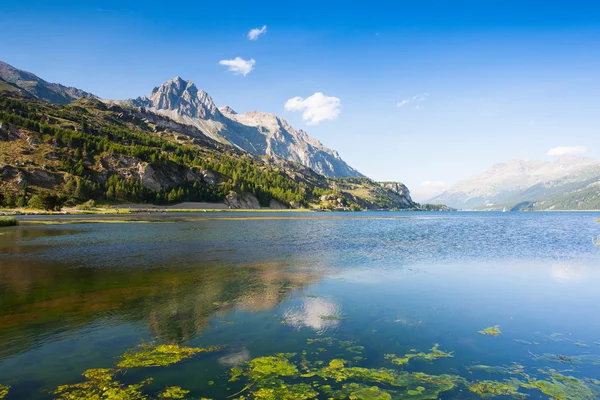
(379, 182, 413, 202)
(269, 199, 287, 209)
(129, 77, 363, 178)
(224, 192, 261, 209)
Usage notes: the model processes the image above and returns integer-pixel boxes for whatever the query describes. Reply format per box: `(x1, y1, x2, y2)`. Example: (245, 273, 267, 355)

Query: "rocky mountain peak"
(218, 106, 237, 115)
(138, 77, 222, 120)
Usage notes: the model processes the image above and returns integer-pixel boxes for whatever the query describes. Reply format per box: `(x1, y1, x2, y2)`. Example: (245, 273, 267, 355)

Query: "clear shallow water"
(0, 211, 599, 399)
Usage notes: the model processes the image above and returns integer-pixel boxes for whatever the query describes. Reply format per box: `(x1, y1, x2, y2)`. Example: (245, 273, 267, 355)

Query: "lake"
(1, 212, 600, 399)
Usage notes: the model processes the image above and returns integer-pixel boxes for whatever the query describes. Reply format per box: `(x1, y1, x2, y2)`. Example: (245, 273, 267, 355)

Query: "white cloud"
(248, 25, 267, 40)
(397, 93, 429, 109)
(284, 92, 342, 125)
(219, 57, 256, 77)
(547, 146, 588, 156)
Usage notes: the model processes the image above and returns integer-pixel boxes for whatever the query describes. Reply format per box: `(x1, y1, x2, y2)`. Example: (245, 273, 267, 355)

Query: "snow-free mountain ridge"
(430, 155, 600, 209)
(128, 77, 363, 178)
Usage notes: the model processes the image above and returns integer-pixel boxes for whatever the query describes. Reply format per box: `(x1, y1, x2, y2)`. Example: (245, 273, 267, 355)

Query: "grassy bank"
(0, 216, 17, 227)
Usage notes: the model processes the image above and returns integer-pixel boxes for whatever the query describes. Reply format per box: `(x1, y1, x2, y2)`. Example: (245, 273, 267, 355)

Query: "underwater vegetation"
(158, 386, 191, 399)
(513, 339, 533, 345)
(0, 385, 9, 399)
(52, 344, 219, 400)
(118, 343, 222, 368)
(466, 363, 525, 376)
(468, 379, 526, 399)
(520, 371, 599, 400)
(228, 349, 467, 400)
(384, 344, 453, 366)
(532, 352, 600, 366)
(27, 338, 600, 399)
(478, 325, 502, 336)
(53, 368, 152, 400)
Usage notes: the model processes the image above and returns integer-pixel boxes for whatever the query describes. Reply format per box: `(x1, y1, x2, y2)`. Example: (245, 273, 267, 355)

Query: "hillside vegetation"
(0, 94, 416, 211)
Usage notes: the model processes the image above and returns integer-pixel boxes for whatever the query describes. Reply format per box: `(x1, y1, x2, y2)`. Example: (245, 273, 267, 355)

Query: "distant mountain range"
(0, 61, 95, 104)
(430, 155, 600, 210)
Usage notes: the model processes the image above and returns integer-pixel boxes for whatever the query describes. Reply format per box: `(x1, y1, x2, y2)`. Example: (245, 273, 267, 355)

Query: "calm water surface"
(1, 212, 600, 399)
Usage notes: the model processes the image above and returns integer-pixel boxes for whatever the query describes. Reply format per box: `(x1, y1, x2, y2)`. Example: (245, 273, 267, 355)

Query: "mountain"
(0, 61, 95, 104)
(127, 77, 363, 178)
(430, 156, 600, 210)
(0, 92, 416, 211)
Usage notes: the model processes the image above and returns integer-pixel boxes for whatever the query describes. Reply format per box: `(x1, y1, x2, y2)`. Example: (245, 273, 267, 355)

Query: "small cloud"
(219, 57, 256, 77)
(547, 146, 588, 156)
(285, 92, 342, 125)
(397, 93, 429, 109)
(248, 25, 267, 40)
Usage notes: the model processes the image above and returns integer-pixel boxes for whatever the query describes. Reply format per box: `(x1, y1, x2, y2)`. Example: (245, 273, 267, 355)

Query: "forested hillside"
(0, 94, 416, 210)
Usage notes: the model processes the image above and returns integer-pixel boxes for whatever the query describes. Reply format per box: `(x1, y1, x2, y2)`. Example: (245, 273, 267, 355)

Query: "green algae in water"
(53, 368, 152, 400)
(521, 371, 598, 400)
(533, 352, 600, 366)
(513, 339, 532, 345)
(158, 386, 191, 399)
(468, 379, 527, 399)
(478, 325, 502, 336)
(247, 383, 318, 399)
(228, 347, 465, 400)
(118, 343, 221, 368)
(349, 386, 392, 399)
(467, 363, 524, 376)
(0, 385, 8, 399)
(246, 353, 299, 381)
(384, 343, 453, 366)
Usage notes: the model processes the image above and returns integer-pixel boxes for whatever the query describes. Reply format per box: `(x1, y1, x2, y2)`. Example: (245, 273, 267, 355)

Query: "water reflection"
(0, 256, 323, 359)
(218, 348, 250, 367)
(283, 297, 341, 332)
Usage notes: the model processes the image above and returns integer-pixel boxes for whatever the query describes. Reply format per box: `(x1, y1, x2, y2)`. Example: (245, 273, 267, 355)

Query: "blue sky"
(2, 1, 600, 200)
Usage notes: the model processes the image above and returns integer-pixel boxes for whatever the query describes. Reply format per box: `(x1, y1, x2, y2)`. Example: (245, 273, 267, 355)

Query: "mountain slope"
(0, 93, 415, 210)
(0, 60, 95, 104)
(430, 156, 600, 209)
(128, 77, 363, 178)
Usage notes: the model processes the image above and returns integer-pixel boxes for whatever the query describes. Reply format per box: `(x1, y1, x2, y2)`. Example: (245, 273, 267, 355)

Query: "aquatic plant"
(53, 368, 152, 400)
(478, 325, 502, 336)
(0, 385, 9, 399)
(247, 353, 299, 381)
(468, 379, 526, 399)
(467, 363, 524, 376)
(226, 346, 465, 400)
(349, 385, 392, 399)
(521, 372, 598, 400)
(249, 383, 318, 399)
(0, 216, 17, 227)
(512, 339, 532, 345)
(384, 343, 453, 366)
(532, 352, 600, 366)
(118, 343, 221, 368)
(320, 315, 349, 321)
(158, 386, 191, 399)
